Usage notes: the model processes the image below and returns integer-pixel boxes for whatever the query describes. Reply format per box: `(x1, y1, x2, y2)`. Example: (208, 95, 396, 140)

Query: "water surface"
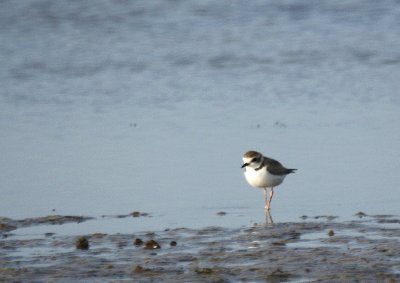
(1, 0, 399, 233)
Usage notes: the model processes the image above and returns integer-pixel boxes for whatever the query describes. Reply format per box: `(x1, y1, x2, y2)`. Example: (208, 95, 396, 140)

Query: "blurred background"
(1, 0, 399, 232)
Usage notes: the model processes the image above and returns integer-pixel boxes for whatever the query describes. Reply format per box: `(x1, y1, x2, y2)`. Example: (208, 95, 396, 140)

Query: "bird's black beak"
(241, 163, 249, 168)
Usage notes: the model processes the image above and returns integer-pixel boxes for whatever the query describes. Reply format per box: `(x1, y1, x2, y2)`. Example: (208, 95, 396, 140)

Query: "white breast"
(244, 167, 285, 188)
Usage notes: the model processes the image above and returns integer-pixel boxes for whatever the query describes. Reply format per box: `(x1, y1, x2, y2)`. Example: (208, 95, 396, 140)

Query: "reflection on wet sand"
(265, 210, 274, 225)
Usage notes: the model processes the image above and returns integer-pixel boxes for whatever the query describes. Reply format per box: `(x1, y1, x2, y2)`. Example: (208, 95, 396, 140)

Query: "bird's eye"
(252, 158, 259, 163)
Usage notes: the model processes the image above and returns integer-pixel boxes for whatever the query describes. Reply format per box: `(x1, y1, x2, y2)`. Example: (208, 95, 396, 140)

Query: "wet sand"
(1, 213, 399, 282)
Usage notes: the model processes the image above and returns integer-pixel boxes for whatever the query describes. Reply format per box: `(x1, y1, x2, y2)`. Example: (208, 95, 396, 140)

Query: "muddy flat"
(1, 214, 399, 282)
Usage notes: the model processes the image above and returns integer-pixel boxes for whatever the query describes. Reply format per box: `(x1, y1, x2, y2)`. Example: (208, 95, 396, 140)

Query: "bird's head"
(241, 150, 263, 169)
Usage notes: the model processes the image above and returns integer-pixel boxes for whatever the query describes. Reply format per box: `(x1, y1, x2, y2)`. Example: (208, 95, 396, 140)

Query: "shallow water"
(1, 0, 400, 233)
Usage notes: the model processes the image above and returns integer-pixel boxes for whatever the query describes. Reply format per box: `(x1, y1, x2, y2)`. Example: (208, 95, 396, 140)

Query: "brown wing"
(265, 157, 296, 175)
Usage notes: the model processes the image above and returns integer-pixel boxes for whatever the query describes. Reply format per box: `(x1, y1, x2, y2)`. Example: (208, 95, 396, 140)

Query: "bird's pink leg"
(264, 187, 274, 211)
(267, 188, 274, 210)
(263, 188, 270, 211)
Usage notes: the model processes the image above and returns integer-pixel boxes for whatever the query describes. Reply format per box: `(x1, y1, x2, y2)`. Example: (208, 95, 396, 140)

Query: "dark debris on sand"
(75, 236, 89, 250)
(0, 214, 399, 282)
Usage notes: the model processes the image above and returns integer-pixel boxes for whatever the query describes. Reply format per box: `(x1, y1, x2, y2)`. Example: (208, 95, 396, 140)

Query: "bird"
(241, 150, 296, 211)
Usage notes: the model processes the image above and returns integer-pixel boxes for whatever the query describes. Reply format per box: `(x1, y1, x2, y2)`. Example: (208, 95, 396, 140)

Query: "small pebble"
(328, 229, 335, 237)
(131, 211, 149, 217)
(195, 267, 214, 274)
(76, 236, 89, 250)
(170, 241, 177, 247)
(131, 211, 141, 217)
(134, 238, 144, 247)
(355, 211, 367, 218)
(145, 239, 161, 249)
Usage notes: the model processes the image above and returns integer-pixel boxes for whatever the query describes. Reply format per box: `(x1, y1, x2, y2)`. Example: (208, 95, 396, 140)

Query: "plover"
(241, 150, 296, 211)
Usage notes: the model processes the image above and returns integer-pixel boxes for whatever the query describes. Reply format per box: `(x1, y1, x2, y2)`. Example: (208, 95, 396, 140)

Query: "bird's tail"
(287, 168, 297, 174)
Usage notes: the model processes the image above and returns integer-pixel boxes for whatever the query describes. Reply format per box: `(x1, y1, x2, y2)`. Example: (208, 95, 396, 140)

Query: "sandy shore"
(1, 213, 399, 282)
